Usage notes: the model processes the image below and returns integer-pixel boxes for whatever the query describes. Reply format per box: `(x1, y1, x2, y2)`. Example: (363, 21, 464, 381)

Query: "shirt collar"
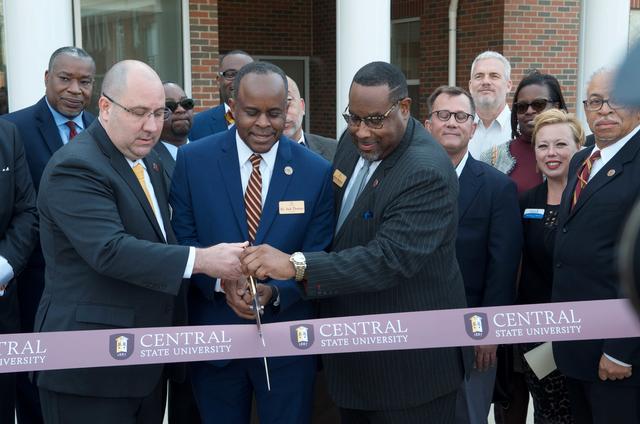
(591, 123, 640, 162)
(235, 130, 279, 171)
(455, 151, 470, 178)
(45, 97, 85, 130)
(126, 158, 145, 169)
(297, 132, 306, 145)
(474, 104, 511, 130)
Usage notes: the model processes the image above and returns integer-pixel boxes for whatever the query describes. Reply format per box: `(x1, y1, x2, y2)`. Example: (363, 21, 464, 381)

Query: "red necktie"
(244, 154, 262, 243)
(572, 150, 601, 209)
(225, 110, 235, 126)
(66, 121, 77, 140)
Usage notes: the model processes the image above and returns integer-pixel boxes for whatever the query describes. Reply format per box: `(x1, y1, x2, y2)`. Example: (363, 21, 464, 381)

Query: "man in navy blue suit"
(553, 68, 640, 424)
(1, 46, 95, 424)
(426, 86, 522, 424)
(171, 61, 334, 424)
(189, 50, 253, 140)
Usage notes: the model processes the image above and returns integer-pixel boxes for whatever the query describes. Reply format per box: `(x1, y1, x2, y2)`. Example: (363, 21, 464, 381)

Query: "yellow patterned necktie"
(132, 163, 156, 213)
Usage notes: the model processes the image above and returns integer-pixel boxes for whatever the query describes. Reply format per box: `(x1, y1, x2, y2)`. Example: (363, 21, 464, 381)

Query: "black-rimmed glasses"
(103, 93, 168, 120)
(430, 110, 474, 123)
(342, 101, 399, 129)
(165, 98, 195, 113)
(583, 97, 622, 112)
(514, 98, 552, 114)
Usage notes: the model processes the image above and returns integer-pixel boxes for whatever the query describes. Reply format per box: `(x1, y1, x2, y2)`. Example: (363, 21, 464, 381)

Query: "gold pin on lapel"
(284, 166, 293, 176)
(333, 169, 347, 187)
(607, 169, 615, 177)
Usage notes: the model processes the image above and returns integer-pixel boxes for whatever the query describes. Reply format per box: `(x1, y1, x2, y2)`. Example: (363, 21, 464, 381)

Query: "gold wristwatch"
(289, 252, 306, 281)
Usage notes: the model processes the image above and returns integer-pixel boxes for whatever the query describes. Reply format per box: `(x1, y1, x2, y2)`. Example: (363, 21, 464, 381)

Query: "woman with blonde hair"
(518, 108, 584, 423)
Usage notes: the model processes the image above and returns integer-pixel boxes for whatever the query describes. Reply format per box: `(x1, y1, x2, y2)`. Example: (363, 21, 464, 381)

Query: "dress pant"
(39, 378, 165, 424)
(191, 356, 315, 424)
(455, 366, 497, 424)
(566, 377, 640, 424)
(339, 390, 457, 424)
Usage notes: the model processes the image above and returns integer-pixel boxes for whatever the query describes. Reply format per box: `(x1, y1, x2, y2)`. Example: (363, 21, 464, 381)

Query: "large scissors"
(248, 275, 271, 391)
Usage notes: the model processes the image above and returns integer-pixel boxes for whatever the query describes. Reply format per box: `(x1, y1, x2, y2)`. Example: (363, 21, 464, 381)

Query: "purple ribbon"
(1, 299, 639, 374)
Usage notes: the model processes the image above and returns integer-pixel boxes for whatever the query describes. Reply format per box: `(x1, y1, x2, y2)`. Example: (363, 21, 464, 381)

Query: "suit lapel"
(457, 157, 483, 222)
(89, 122, 167, 242)
(144, 155, 173, 243)
(218, 132, 249, 240)
(255, 140, 294, 243)
(332, 119, 417, 243)
(154, 141, 176, 180)
(570, 133, 640, 217)
(35, 98, 64, 155)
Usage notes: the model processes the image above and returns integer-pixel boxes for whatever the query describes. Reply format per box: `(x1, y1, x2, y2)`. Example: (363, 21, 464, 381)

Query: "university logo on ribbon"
(290, 324, 314, 349)
(109, 333, 135, 360)
(464, 313, 489, 340)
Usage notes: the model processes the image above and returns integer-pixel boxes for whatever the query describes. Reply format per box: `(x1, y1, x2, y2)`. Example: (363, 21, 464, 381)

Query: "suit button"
(562, 227, 567, 233)
(556, 262, 562, 268)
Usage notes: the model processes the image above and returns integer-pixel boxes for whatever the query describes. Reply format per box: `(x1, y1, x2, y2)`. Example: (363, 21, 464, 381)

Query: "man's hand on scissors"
(241, 283, 273, 307)
(240, 244, 295, 280)
(223, 278, 255, 320)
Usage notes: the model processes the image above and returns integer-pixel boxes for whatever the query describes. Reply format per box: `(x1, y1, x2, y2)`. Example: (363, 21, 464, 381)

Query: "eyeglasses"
(342, 101, 399, 129)
(514, 98, 552, 114)
(583, 97, 622, 111)
(217, 70, 239, 80)
(165, 98, 195, 113)
(103, 93, 168, 120)
(430, 110, 474, 123)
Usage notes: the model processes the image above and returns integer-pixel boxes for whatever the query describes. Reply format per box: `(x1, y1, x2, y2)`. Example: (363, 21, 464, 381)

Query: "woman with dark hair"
(479, 70, 568, 193)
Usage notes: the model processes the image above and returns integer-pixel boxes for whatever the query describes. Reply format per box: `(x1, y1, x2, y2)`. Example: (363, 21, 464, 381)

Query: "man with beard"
(154, 82, 194, 185)
(468, 51, 512, 158)
(240, 61, 469, 423)
(189, 50, 253, 140)
(284, 76, 336, 162)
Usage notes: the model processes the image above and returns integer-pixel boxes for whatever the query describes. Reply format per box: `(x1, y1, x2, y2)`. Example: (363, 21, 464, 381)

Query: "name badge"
(333, 169, 347, 188)
(279, 201, 305, 215)
(523, 208, 545, 219)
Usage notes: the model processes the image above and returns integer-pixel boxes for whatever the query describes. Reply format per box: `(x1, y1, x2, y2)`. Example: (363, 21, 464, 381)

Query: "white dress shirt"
(126, 158, 195, 278)
(588, 124, 640, 181)
(468, 105, 512, 159)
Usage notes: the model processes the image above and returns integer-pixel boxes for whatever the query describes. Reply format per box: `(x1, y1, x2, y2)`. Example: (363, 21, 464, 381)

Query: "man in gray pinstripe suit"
(242, 61, 470, 424)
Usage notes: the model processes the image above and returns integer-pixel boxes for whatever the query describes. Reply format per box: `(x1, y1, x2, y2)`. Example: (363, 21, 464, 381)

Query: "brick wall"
(502, 0, 581, 112)
(189, 0, 220, 111)
(311, 0, 336, 137)
(392, 0, 580, 120)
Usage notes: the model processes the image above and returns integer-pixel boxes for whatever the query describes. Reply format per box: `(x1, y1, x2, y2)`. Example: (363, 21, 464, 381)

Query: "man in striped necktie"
(552, 68, 640, 424)
(170, 61, 334, 424)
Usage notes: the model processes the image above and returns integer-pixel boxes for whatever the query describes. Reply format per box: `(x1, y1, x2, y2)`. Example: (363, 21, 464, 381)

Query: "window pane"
(80, 0, 183, 109)
(391, 19, 420, 80)
(0, 0, 7, 115)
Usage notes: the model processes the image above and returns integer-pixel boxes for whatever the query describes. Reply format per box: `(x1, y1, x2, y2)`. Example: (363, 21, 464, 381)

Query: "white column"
(5, 0, 74, 112)
(577, 0, 630, 127)
(336, 0, 391, 137)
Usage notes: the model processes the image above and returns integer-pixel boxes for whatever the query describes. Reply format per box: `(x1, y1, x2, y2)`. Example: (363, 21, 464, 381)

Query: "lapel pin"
(284, 166, 293, 176)
(607, 169, 615, 177)
(152, 163, 160, 172)
(372, 179, 379, 188)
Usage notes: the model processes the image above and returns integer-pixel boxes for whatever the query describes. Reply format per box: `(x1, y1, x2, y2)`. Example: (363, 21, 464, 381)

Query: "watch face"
(292, 252, 305, 263)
